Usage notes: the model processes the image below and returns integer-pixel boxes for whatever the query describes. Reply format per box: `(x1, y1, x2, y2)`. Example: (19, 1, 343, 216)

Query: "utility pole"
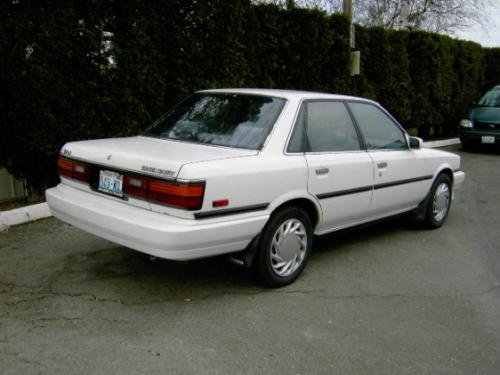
(343, 0, 359, 75)
(400, 0, 411, 29)
(343, 0, 353, 23)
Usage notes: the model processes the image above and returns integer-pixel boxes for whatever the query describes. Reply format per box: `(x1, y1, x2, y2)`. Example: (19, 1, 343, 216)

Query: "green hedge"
(483, 48, 500, 91)
(354, 28, 484, 137)
(0, 1, 497, 194)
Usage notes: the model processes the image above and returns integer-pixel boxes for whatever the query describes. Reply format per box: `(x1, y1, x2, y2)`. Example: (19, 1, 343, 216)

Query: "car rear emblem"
(488, 124, 495, 129)
(107, 154, 112, 160)
(141, 165, 176, 177)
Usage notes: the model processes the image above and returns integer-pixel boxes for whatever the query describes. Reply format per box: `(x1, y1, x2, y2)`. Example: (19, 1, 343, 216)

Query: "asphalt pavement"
(0, 145, 499, 374)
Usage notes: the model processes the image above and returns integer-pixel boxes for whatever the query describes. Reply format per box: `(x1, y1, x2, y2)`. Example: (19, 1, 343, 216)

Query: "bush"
(356, 28, 484, 138)
(0, 1, 114, 195)
(483, 48, 500, 91)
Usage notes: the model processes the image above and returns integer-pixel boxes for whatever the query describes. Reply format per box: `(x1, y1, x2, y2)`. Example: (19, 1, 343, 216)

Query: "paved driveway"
(1, 145, 499, 374)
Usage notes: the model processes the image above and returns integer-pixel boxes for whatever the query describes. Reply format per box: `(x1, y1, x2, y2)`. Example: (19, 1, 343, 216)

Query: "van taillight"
(123, 175, 205, 210)
(57, 157, 90, 183)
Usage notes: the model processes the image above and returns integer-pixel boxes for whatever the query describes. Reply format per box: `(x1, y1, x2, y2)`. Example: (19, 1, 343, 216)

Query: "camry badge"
(141, 165, 176, 177)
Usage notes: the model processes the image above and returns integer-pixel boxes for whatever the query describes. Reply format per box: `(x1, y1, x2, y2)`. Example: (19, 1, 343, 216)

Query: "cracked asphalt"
(1, 145, 499, 374)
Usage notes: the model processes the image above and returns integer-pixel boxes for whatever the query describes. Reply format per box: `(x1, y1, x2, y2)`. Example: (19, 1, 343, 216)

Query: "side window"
(306, 101, 361, 152)
(348, 102, 407, 150)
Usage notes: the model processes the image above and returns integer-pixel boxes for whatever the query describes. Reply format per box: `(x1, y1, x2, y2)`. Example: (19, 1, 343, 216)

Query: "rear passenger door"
(347, 101, 429, 218)
(288, 100, 374, 233)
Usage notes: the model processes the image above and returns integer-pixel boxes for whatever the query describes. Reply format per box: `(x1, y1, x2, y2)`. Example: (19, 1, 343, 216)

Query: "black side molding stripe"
(316, 175, 433, 200)
(195, 203, 269, 219)
(373, 175, 433, 190)
(317, 185, 372, 200)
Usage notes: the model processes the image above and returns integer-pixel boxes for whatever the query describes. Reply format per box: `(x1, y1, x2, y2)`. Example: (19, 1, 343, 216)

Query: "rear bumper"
(46, 184, 269, 260)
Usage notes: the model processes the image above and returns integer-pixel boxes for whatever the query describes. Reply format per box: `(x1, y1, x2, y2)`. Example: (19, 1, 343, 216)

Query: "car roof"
(198, 88, 377, 104)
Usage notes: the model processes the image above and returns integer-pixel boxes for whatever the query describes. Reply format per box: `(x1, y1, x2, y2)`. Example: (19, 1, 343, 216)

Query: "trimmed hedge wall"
(0, 1, 498, 194)
(483, 48, 500, 91)
(353, 28, 485, 137)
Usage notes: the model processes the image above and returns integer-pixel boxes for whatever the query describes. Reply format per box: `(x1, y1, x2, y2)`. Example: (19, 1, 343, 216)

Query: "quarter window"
(348, 102, 407, 150)
(287, 105, 307, 153)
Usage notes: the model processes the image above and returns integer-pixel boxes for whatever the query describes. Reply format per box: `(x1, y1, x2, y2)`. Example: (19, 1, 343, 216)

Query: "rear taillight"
(58, 156, 205, 210)
(57, 157, 91, 183)
(123, 176, 148, 199)
(123, 175, 205, 210)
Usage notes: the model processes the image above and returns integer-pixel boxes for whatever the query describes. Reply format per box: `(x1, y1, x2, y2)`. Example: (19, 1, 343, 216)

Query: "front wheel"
(460, 139, 474, 152)
(254, 206, 313, 287)
(424, 174, 452, 229)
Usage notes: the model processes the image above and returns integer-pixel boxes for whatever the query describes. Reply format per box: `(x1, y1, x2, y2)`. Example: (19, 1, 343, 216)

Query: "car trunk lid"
(62, 136, 257, 179)
(60, 136, 257, 217)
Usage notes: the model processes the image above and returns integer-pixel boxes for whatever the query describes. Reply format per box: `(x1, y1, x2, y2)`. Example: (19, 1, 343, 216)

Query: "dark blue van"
(459, 86, 500, 150)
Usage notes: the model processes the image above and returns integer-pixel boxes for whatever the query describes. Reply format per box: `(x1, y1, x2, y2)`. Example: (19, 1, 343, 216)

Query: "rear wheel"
(424, 174, 452, 229)
(254, 206, 313, 287)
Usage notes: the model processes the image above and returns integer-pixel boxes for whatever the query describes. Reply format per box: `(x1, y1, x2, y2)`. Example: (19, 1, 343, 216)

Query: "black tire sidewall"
(461, 140, 475, 152)
(254, 206, 313, 287)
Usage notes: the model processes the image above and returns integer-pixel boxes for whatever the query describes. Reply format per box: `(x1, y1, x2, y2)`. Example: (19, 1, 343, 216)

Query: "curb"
(0, 202, 51, 231)
(423, 138, 460, 148)
(0, 138, 461, 231)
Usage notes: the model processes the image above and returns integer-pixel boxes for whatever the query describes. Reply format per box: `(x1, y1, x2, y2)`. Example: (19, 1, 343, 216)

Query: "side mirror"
(409, 136, 423, 149)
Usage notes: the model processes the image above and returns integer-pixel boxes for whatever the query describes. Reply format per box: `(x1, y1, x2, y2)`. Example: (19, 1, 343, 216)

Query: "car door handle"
(377, 162, 388, 169)
(315, 167, 329, 175)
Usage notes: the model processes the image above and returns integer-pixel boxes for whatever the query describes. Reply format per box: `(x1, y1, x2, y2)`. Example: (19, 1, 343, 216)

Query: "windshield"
(144, 93, 286, 150)
(478, 90, 500, 107)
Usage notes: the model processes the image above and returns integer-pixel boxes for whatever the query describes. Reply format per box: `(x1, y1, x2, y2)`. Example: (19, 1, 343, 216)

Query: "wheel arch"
(415, 165, 454, 221)
(268, 194, 322, 232)
(435, 165, 454, 185)
(231, 194, 321, 269)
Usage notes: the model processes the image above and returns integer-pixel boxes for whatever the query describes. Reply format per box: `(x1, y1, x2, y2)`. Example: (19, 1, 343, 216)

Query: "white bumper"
(46, 184, 269, 260)
(453, 170, 465, 190)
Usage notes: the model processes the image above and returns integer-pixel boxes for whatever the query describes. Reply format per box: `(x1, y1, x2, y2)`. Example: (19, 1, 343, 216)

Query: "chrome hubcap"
(270, 218, 307, 277)
(432, 182, 450, 222)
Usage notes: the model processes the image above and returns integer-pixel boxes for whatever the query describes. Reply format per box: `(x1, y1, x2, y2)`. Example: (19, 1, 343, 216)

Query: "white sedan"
(46, 89, 465, 286)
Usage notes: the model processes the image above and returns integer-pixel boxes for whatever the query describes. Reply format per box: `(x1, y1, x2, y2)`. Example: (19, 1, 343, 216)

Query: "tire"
(423, 174, 452, 229)
(253, 206, 313, 287)
(460, 140, 473, 151)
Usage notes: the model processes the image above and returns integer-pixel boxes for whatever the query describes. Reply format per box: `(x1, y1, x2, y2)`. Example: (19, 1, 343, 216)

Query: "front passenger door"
(347, 101, 429, 218)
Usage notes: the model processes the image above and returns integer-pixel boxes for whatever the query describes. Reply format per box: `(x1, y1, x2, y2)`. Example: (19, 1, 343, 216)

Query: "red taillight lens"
(57, 156, 205, 211)
(123, 175, 148, 199)
(57, 157, 90, 183)
(148, 180, 205, 209)
(148, 180, 204, 197)
(72, 162, 90, 182)
(123, 175, 205, 210)
(57, 157, 73, 178)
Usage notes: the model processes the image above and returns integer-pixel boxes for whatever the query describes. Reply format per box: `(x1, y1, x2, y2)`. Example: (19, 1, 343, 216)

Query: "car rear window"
(144, 93, 286, 150)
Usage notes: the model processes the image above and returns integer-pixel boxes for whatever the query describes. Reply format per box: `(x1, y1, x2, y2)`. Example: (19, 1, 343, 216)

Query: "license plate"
(481, 136, 495, 144)
(98, 170, 123, 197)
